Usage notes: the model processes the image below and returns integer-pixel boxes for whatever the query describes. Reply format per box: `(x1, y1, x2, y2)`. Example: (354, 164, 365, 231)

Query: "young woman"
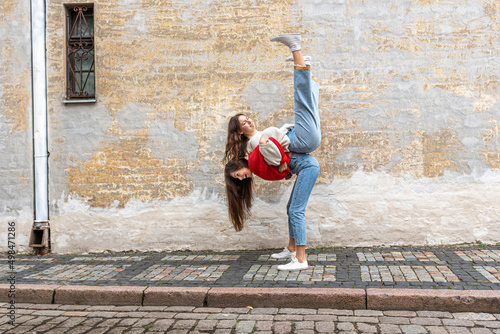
(224, 34, 321, 271)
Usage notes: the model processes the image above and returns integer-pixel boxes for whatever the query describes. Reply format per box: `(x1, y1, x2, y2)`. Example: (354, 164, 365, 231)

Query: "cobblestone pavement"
(4, 246, 500, 290)
(2, 303, 500, 334)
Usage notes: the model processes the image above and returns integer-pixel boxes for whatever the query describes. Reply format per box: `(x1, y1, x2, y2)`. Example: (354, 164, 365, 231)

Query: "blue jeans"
(287, 153, 320, 246)
(286, 66, 321, 246)
(287, 66, 321, 154)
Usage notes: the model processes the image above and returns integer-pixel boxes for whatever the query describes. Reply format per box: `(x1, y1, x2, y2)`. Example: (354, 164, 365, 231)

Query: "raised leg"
(287, 68, 321, 153)
(292, 50, 306, 67)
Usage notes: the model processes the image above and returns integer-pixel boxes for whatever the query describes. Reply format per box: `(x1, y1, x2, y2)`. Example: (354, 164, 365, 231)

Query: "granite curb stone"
(367, 288, 500, 312)
(4, 284, 500, 312)
(54, 285, 145, 306)
(0, 283, 60, 304)
(206, 287, 366, 309)
(143, 286, 208, 307)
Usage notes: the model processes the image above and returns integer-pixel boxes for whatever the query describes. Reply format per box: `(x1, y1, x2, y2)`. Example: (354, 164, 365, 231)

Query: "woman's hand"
(259, 134, 269, 145)
(278, 162, 287, 173)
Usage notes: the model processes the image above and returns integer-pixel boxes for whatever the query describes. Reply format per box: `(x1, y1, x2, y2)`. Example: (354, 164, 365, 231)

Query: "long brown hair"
(224, 159, 253, 231)
(224, 114, 249, 163)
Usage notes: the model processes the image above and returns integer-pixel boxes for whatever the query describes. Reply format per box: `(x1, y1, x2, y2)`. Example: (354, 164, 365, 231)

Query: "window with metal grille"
(65, 4, 95, 100)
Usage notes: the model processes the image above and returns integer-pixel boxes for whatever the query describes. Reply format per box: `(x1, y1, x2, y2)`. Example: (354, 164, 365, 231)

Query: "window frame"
(64, 3, 96, 103)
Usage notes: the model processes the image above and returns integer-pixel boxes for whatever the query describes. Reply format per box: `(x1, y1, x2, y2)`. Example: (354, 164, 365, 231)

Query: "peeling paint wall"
(2, 0, 499, 253)
(0, 0, 34, 251)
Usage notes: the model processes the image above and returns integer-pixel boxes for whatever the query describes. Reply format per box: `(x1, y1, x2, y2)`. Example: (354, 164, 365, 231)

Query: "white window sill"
(63, 99, 97, 104)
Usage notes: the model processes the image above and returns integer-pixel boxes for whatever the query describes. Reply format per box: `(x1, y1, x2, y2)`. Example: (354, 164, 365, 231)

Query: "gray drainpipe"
(30, 0, 50, 254)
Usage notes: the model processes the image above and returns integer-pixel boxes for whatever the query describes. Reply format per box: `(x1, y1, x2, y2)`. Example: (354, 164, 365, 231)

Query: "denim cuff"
(294, 65, 311, 70)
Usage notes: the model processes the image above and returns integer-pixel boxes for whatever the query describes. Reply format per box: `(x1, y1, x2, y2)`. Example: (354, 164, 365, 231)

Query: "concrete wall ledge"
(3, 284, 500, 313)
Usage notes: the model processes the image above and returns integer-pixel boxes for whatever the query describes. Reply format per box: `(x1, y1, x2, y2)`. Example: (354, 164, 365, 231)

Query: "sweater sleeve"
(259, 139, 283, 166)
(247, 132, 262, 153)
(263, 126, 291, 152)
(248, 137, 290, 181)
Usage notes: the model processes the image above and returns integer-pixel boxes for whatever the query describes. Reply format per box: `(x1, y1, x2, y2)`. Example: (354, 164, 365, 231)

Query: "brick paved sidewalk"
(4, 245, 500, 290)
(2, 303, 500, 334)
(3, 245, 500, 314)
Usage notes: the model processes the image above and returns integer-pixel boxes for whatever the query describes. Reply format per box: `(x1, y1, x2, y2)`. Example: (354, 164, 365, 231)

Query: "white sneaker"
(270, 247, 296, 259)
(277, 256, 309, 271)
(285, 55, 312, 66)
(270, 33, 301, 52)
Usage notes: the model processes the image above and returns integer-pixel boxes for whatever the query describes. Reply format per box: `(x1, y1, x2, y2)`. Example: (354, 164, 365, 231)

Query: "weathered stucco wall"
(3, 0, 498, 253)
(0, 0, 34, 252)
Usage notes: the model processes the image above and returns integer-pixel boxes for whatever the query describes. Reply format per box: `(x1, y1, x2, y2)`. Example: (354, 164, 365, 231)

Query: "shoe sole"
(270, 33, 301, 42)
(270, 255, 295, 259)
(277, 265, 309, 271)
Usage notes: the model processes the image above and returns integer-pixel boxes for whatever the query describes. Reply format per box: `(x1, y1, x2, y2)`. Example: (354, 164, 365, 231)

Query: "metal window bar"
(66, 6, 95, 99)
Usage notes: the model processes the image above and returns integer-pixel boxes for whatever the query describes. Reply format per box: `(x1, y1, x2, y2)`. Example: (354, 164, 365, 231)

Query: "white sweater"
(247, 124, 294, 166)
